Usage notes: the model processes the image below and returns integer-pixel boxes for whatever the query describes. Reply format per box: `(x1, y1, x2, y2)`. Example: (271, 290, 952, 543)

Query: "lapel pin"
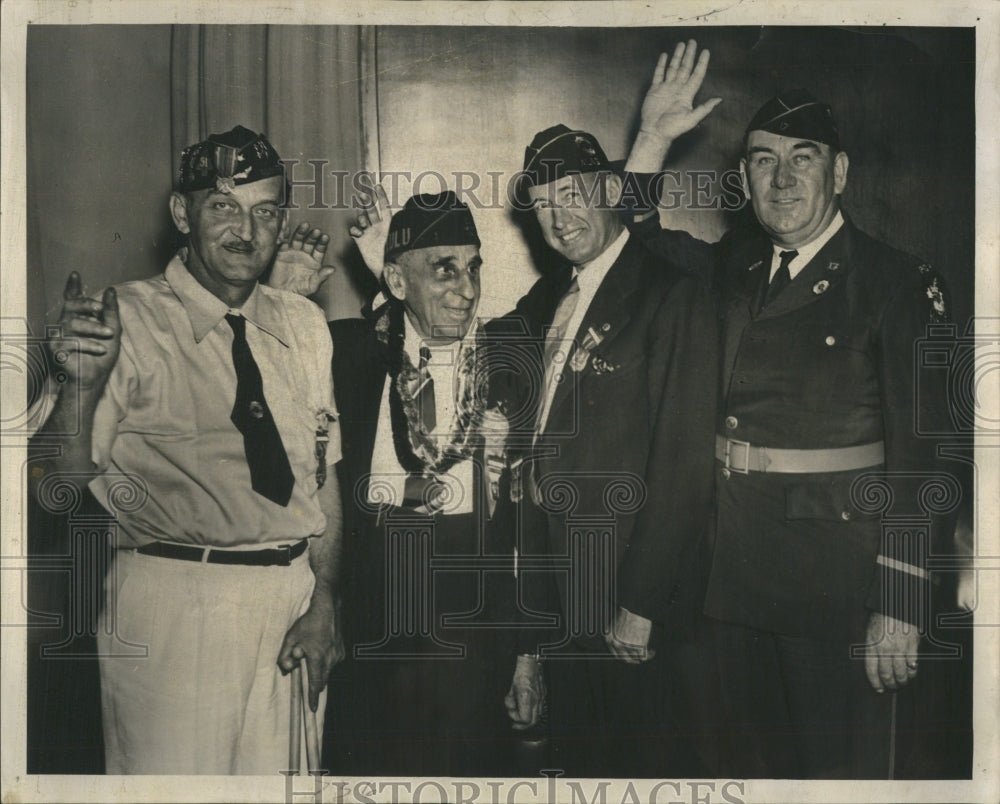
(827, 261, 840, 271)
(601, 322, 611, 332)
(748, 260, 763, 272)
(813, 280, 830, 295)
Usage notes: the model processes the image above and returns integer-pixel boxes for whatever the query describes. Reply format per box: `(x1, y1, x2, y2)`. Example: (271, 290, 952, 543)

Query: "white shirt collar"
(574, 227, 630, 291)
(771, 210, 844, 279)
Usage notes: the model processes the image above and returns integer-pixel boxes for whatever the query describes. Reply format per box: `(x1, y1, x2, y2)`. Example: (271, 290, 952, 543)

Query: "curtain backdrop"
(170, 24, 372, 320)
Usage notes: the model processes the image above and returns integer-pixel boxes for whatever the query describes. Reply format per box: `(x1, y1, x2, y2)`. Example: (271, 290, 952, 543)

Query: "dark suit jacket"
(634, 215, 951, 639)
(487, 234, 719, 651)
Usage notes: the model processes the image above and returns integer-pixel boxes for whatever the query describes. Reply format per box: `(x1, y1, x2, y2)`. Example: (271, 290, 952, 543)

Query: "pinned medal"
(813, 280, 830, 295)
(590, 355, 618, 374)
(249, 401, 265, 419)
(570, 346, 590, 373)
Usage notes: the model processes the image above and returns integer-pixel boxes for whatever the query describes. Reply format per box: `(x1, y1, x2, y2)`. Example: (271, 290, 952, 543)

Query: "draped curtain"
(169, 25, 374, 319)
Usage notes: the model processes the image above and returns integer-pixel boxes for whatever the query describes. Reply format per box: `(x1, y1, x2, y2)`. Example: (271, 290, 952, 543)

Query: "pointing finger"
(64, 271, 83, 301)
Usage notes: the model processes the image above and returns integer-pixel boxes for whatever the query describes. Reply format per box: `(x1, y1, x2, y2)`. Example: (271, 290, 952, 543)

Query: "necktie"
(416, 345, 437, 434)
(225, 313, 295, 506)
(536, 276, 581, 432)
(529, 276, 581, 504)
(761, 249, 798, 311)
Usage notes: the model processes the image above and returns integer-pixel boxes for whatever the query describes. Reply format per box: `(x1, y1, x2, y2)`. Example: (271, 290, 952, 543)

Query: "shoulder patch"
(918, 264, 949, 324)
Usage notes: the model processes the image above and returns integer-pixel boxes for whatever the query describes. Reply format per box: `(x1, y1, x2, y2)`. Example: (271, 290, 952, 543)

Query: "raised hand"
(270, 222, 335, 296)
(49, 272, 121, 391)
(640, 40, 721, 143)
(626, 40, 722, 173)
(349, 183, 392, 279)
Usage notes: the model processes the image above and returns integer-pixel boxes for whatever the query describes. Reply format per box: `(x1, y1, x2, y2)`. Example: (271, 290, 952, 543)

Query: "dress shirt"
(368, 313, 475, 514)
(72, 252, 340, 547)
(768, 211, 844, 281)
(536, 227, 630, 436)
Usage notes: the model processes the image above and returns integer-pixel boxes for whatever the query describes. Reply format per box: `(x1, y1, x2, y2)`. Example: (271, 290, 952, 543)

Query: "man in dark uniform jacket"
(326, 192, 533, 777)
(622, 41, 953, 777)
(495, 125, 720, 777)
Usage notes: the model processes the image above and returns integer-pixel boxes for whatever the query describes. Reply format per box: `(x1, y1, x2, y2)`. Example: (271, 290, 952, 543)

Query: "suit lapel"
(755, 223, 854, 319)
(546, 238, 643, 422)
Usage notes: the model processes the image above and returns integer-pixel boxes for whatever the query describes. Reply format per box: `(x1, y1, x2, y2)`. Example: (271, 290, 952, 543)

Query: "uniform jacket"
(633, 214, 951, 639)
(486, 234, 719, 651)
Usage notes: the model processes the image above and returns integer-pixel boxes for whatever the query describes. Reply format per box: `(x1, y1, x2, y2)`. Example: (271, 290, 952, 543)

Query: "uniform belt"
(134, 538, 309, 566)
(715, 436, 885, 474)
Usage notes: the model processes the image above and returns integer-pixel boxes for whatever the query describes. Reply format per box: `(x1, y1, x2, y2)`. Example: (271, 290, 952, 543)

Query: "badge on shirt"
(570, 326, 605, 373)
(314, 408, 337, 489)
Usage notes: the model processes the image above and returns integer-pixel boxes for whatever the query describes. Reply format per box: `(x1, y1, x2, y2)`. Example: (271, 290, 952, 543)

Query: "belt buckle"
(276, 544, 292, 567)
(725, 438, 751, 474)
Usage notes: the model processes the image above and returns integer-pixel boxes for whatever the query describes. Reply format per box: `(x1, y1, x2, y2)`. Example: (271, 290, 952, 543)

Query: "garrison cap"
(745, 90, 841, 151)
(518, 124, 612, 202)
(384, 191, 481, 263)
(175, 125, 285, 195)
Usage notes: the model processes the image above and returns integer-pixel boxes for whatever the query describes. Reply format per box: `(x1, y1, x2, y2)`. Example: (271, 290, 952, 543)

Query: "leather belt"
(716, 435, 885, 474)
(134, 538, 309, 567)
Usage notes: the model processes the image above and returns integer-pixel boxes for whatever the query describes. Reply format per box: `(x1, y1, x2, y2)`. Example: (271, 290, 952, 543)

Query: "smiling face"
(384, 244, 483, 343)
(527, 172, 624, 266)
(741, 130, 849, 249)
(169, 175, 287, 307)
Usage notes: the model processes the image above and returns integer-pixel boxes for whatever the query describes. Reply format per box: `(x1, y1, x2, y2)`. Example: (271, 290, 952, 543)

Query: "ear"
(602, 172, 623, 207)
(170, 192, 192, 234)
(833, 151, 849, 195)
(739, 158, 751, 200)
(383, 260, 407, 302)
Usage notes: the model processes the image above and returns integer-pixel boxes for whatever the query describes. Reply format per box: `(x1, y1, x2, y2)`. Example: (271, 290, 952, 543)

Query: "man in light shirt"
(28, 125, 344, 774)
(624, 41, 952, 777)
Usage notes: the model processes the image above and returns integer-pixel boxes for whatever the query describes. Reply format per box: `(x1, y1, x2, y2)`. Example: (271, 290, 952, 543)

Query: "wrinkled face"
(741, 130, 848, 249)
(170, 176, 287, 303)
(385, 244, 482, 343)
(527, 172, 624, 266)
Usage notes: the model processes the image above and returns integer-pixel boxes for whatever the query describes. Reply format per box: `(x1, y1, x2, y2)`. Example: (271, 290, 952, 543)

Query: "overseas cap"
(384, 191, 481, 263)
(520, 124, 612, 191)
(745, 90, 841, 151)
(175, 125, 285, 194)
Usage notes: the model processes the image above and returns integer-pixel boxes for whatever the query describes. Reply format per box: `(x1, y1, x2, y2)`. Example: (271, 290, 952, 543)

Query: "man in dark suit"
(494, 125, 719, 777)
(623, 41, 953, 777)
(326, 191, 537, 777)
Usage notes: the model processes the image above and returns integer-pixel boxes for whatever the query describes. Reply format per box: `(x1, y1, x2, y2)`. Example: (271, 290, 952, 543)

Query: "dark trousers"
(325, 507, 517, 777)
(545, 640, 717, 779)
(712, 619, 894, 778)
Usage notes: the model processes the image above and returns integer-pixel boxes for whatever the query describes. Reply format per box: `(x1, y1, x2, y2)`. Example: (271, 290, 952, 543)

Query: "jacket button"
(841, 510, 852, 521)
(825, 336, 837, 346)
(725, 416, 738, 430)
(720, 467, 731, 480)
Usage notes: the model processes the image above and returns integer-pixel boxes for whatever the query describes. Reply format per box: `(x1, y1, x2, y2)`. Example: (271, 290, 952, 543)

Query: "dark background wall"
(375, 25, 974, 326)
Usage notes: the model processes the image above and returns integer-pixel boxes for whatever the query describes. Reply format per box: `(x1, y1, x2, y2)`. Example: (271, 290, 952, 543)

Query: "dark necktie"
(416, 345, 437, 434)
(761, 249, 798, 311)
(225, 313, 294, 506)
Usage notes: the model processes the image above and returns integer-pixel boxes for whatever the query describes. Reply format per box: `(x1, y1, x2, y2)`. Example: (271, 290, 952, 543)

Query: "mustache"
(222, 240, 255, 253)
